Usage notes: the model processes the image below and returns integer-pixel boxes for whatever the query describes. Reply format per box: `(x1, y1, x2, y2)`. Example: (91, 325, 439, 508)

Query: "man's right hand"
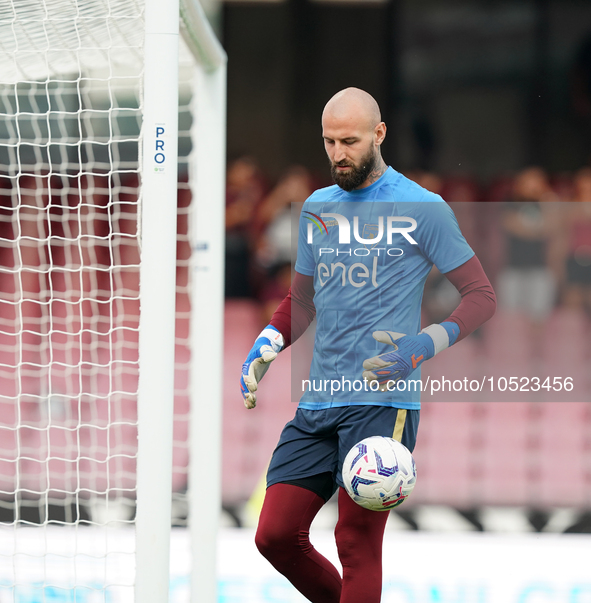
(240, 325, 284, 409)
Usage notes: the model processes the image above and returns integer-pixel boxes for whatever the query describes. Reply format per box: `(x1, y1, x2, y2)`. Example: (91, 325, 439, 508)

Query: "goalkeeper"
(240, 87, 496, 603)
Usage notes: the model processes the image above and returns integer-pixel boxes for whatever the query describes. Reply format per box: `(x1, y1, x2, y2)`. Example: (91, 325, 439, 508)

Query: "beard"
(330, 147, 378, 192)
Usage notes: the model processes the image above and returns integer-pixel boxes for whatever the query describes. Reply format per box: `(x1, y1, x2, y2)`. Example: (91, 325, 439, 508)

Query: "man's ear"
(374, 122, 387, 146)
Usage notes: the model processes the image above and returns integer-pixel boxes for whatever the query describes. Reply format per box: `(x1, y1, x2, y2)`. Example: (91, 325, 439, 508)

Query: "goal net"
(0, 1, 224, 601)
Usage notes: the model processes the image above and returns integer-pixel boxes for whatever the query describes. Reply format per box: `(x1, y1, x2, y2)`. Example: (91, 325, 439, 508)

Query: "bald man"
(240, 88, 496, 602)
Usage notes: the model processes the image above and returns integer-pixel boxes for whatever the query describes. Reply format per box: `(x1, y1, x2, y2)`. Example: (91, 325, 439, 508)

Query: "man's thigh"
(266, 408, 339, 489)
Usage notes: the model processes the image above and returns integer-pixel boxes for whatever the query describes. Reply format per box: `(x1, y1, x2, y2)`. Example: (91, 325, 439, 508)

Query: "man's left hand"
(362, 331, 435, 391)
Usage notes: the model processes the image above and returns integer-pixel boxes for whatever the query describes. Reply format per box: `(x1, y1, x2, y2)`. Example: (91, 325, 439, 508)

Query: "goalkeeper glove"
(240, 325, 284, 409)
(362, 323, 459, 391)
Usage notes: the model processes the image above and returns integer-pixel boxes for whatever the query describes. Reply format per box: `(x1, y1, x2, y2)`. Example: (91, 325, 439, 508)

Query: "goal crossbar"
(180, 0, 227, 72)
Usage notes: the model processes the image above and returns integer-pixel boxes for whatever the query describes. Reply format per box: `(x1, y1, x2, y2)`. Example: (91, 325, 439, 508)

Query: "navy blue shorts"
(266, 406, 419, 493)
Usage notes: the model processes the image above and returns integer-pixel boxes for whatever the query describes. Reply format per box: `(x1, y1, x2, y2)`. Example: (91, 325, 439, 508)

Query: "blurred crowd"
(224, 158, 320, 323)
(224, 157, 591, 327)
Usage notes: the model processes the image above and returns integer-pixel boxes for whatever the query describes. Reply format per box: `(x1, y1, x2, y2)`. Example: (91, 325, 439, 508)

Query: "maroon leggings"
(255, 483, 390, 603)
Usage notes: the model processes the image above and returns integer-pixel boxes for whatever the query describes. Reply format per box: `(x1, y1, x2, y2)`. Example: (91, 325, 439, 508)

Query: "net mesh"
(0, 0, 196, 598)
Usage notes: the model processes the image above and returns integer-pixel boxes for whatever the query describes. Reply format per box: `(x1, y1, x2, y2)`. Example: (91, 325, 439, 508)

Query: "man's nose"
(333, 143, 347, 162)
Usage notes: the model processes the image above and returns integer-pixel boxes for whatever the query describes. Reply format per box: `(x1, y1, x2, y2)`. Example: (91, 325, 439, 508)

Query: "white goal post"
(138, 0, 227, 602)
(182, 2, 227, 602)
(0, 0, 226, 601)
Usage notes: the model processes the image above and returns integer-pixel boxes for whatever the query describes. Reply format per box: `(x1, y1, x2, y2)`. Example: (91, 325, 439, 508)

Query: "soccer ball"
(342, 436, 417, 511)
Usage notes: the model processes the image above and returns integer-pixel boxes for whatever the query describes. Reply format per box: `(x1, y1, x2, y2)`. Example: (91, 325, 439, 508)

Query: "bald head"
(322, 88, 382, 131)
(321, 88, 387, 191)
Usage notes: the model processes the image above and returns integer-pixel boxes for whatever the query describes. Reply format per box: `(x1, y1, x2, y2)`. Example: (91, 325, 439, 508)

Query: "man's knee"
(255, 518, 300, 560)
(255, 521, 280, 559)
(256, 482, 324, 562)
